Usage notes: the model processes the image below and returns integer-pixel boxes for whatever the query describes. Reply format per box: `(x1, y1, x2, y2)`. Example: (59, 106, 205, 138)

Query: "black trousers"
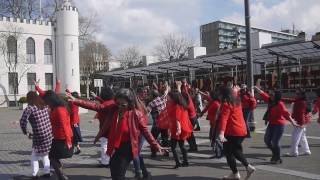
(110, 142, 133, 180)
(187, 117, 198, 150)
(171, 139, 188, 165)
(223, 136, 249, 173)
(151, 126, 169, 154)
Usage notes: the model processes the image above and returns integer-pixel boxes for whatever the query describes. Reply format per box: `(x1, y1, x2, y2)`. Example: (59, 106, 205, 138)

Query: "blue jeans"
(133, 136, 147, 174)
(264, 124, 285, 160)
(242, 109, 252, 137)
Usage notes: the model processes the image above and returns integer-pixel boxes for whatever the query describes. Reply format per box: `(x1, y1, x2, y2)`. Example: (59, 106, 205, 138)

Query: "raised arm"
(254, 86, 270, 103)
(90, 91, 104, 103)
(34, 79, 45, 97)
(199, 91, 211, 102)
(55, 80, 61, 94)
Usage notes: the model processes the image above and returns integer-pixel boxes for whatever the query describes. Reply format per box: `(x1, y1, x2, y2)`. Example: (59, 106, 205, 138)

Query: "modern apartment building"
(200, 20, 297, 54)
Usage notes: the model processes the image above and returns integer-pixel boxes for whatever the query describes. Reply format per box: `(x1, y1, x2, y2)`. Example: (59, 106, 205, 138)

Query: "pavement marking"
(187, 152, 320, 180)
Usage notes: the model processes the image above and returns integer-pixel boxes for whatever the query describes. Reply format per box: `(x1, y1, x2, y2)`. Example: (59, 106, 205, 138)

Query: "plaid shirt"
(148, 94, 167, 113)
(147, 94, 168, 125)
(20, 105, 53, 155)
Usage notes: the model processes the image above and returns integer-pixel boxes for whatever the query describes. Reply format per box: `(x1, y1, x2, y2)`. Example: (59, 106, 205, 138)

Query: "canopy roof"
(99, 39, 320, 78)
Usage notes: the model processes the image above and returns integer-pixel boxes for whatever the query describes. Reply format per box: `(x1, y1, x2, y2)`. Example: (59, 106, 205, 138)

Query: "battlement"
(59, 5, 78, 12)
(0, 16, 53, 26)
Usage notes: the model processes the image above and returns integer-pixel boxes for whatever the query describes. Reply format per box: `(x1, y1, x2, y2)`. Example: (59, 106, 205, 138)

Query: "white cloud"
(74, 0, 201, 55)
(223, 0, 320, 36)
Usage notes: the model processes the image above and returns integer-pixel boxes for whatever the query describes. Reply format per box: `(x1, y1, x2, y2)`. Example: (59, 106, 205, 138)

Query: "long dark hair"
(168, 90, 188, 109)
(181, 92, 190, 104)
(42, 90, 66, 109)
(273, 90, 282, 105)
(115, 88, 147, 113)
(100, 86, 114, 101)
(220, 86, 240, 105)
(26, 91, 46, 109)
(210, 90, 220, 102)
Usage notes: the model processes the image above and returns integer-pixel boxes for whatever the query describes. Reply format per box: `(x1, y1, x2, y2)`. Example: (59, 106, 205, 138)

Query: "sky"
(73, 0, 320, 55)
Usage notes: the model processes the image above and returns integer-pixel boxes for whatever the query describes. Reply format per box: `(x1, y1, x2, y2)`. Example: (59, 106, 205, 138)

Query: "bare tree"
(0, 24, 31, 106)
(80, 40, 111, 98)
(117, 46, 142, 69)
(154, 33, 194, 61)
(0, 0, 40, 19)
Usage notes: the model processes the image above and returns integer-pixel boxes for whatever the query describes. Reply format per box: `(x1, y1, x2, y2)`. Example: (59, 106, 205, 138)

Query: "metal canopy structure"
(99, 40, 320, 78)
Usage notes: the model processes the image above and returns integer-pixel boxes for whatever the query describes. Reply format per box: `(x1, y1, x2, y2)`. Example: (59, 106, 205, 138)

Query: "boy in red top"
(199, 91, 221, 151)
(285, 89, 312, 156)
(86, 87, 115, 167)
(66, 89, 82, 155)
(312, 88, 320, 124)
(239, 84, 257, 138)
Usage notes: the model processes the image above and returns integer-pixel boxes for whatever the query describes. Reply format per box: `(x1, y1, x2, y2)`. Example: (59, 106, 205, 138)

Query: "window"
(44, 39, 52, 64)
(45, 73, 53, 90)
(70, 42, 73, 51)
(8, 72, 18, 94)
(27, 73, 36, 91)
(7, 36, 17, 63)
(26, 37, 36, 63)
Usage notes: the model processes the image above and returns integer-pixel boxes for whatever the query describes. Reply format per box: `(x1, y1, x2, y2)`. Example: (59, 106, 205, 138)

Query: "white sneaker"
(299, 151, 311, 156)
(222, 172, 240, 180)
(245, 164, 256, 180)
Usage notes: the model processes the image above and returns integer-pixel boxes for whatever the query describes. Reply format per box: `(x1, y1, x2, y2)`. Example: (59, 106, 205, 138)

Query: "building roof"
(201, 20, 298, 37)
(99, 39, 320, 78)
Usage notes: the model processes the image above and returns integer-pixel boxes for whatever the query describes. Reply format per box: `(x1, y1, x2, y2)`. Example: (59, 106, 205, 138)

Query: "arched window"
(7, 36, 17, 63)
(26, 37, 36, 63)
(44, 39, 52, 64)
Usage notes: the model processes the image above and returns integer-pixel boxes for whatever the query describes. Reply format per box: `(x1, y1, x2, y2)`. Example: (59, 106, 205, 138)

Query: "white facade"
(188, 47, 207, 59)
(108, 60, 121, 71)
(0, 0, 80, 107)
(141, 56, 159, 66)
(251, 32, 272, 49)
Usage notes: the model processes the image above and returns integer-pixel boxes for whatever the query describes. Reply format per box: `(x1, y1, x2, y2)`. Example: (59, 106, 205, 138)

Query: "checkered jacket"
(20, 105, 53, 154)
(147, 94, 168, 125)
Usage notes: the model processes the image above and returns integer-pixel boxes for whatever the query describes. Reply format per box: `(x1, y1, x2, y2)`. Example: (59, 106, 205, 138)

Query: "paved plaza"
(0, 106, 319, 180)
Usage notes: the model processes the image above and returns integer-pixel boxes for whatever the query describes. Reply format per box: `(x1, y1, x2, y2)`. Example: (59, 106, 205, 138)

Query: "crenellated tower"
(55, 0, 80, 92)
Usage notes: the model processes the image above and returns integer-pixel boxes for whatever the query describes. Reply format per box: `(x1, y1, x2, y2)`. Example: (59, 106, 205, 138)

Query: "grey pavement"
(0, 105, 319, 180)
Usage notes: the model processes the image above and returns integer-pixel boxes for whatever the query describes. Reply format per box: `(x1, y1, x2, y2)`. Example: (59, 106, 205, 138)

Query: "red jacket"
(167, 103, 193, 140)
(259, 92, 290, 125)
(73, 99, 117, 138)
(35, 81, 60, 96)
(50, 106, 73, 146)
(207, 101, 221, 127)
(107, 109, 160, 158)
(241, 94, 257, 111)
(291, 99, 311, 126)
(218, 102, 247, 137)
(72, 99, 160, 158)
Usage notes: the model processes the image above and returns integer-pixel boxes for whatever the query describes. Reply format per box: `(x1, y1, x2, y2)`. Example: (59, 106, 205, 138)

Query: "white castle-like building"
(0, 0, 80, 107)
